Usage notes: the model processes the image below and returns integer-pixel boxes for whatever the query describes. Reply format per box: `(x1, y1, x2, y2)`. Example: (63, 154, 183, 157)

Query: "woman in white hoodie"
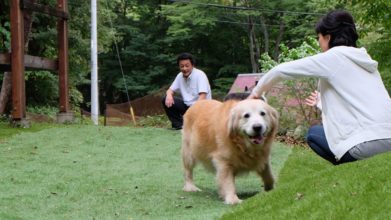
(249, 10, 391, 165)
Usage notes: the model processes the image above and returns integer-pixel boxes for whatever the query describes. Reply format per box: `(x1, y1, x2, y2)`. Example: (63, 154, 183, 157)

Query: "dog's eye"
(244, 113, 250, 118)
(260, 111, 266, 116)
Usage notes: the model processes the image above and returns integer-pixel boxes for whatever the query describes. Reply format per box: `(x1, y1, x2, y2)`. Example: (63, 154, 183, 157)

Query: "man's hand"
(197, 93, 207, 101)
(305, 91, 319, 107)
(165, 89, 175, 107)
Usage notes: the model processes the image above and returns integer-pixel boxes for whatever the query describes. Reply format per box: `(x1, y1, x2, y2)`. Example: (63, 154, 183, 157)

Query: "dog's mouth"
(249, 134, 264, 145)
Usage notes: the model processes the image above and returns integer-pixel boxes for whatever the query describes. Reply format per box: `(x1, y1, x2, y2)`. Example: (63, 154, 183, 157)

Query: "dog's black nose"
(252, 124, 263, 133)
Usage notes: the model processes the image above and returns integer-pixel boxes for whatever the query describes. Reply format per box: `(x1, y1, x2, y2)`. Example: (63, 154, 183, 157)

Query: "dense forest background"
(0, 0, 390, 115)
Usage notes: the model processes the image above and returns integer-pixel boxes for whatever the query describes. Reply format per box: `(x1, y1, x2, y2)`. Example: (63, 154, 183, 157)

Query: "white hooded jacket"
(252, 46, 391, 160)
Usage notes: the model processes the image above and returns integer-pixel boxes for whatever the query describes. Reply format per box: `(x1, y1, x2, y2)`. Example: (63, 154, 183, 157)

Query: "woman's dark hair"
(316, 10, 358, 48)
(177, 52, 195, 66)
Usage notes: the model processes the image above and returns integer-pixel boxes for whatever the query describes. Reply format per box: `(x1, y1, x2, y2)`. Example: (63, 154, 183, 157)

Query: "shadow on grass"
(237, 191, 259, 199)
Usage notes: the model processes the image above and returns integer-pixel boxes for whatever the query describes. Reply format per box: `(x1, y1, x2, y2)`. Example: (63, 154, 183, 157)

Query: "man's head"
(177, 53, 195, 78)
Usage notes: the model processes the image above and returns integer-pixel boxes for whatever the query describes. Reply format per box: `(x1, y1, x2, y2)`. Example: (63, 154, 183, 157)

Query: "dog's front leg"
(182, 147, 201, 192)
(257, 161, 274, 191)
(214, 160, 242, 205)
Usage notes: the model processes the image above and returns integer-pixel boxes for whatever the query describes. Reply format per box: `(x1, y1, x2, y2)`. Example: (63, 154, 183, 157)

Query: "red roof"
(228, 73, 263, 93)
(228, 73, 301, 107)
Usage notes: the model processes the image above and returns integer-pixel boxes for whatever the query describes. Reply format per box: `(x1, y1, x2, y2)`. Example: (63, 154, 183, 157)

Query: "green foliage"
(365, 34, 391, 93)
(0, 21, 10, 52)
(213, 77, 236, 99)
(25, 71, 59, 106)
(259, 37, 321, 133)
(1, 0, 389, 116)
(26, 105, 58, 117)
(260, 37, 320, 72)
(279, 37, 320, 63)
(162, 3, 217, 41)
(259, 53, 278, 73)
(343, 0, 391, 93)
(137, 114, 171, 128)
(69, 87, 84, 110)
(97, 1, 174, 102)
(345, 0, 391, 32)
(217, 64, 250, 78)
(212, 64, 250, 97)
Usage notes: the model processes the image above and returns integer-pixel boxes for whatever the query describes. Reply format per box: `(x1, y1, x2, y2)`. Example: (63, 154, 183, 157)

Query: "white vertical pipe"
(91, 0, 99, 125)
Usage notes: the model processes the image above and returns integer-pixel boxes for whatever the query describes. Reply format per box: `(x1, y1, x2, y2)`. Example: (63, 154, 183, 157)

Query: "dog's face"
(228, 99, 278, 145)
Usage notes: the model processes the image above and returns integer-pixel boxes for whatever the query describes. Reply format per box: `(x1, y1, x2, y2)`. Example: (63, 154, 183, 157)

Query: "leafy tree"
(259, 37, 321, 132)
(97, 0, 173, 106)
(343, 0, 391, 92)
(1, 0, 389, 117)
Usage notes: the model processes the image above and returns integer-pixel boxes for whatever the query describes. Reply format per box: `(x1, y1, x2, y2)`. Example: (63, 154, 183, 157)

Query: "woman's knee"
(306, 125, 324, 140)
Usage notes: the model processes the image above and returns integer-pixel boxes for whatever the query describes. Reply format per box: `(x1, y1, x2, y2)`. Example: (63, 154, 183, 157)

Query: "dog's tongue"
(251, 135, 263, 144)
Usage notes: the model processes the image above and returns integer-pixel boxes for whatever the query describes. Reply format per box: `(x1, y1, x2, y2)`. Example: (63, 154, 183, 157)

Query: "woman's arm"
(251, 51, 336, 98)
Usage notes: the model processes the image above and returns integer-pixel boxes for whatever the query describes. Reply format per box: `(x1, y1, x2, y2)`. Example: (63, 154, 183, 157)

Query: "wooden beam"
(57, 0, 70, 113)
(0, 53, 58, 71)
(25, 54, 58, 70)
(11, 0, 26, 120)
(21, 0, 69, 20)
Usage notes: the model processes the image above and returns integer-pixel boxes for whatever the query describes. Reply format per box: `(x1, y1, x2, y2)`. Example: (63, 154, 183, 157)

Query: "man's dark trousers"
(162, 96, 190, 129)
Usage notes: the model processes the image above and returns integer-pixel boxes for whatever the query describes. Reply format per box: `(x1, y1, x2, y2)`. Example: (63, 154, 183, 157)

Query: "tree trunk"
(23, 0, 35, 50)
(0, 72, 12, 114)
(0, 0, 36, 115)
(247, 16, 260, 73)
(273, 17, 285, 60)
(253, 26, 261, 67)
(260, 16, 269, 54)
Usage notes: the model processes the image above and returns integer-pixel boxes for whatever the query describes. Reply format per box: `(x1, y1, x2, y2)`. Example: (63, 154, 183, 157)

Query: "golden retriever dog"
(181, 99, 279, 205)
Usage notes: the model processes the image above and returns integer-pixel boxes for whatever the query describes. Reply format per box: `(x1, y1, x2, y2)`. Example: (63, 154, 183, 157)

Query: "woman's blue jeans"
(305, 125, 357, 165)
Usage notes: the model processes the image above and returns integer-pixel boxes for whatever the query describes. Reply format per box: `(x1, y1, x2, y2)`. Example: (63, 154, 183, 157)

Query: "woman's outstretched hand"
(305, 90, 319, 107)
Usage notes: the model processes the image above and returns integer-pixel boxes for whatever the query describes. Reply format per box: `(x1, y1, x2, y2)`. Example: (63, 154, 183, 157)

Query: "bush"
(25, 71, 58, 106)
(259, 37, 322, 137)
(137, 114, 171, 128)
(212, 64, 250, 97)
(26, 105, 58, 117)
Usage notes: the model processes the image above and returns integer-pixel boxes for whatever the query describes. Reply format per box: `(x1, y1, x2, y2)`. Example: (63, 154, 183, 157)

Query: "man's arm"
(197, 92, 207, 101)
(165, 88, 175, 107)
(251, 51, 334, 98)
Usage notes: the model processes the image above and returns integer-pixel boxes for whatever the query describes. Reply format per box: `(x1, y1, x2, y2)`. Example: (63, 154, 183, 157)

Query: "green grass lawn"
(2, 123, 389, 220)
(221, 147, 391, 219)
(0, 125, 291, 220)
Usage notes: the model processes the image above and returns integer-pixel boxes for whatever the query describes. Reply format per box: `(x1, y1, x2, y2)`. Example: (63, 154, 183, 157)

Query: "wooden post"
(10, 0, 26, 121)
(57, 0, 69, 113)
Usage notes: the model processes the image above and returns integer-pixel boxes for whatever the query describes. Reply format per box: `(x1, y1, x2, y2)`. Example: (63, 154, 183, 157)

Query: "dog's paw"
(224, 195, 242, 205)
(183, 183, 202, 192)
(264, 183, 274, 191)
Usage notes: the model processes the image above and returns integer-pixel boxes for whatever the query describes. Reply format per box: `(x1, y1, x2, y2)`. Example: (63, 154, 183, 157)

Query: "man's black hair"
(177, 52, 196, 66)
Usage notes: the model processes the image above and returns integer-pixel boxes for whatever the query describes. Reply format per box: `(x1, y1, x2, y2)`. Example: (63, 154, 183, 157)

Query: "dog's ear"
(228, 108, 240, 137)
(267, 106, 279, 134)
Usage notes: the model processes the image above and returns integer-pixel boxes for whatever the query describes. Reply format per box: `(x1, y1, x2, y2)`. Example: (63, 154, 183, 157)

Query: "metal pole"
(91, 0, 99, 125)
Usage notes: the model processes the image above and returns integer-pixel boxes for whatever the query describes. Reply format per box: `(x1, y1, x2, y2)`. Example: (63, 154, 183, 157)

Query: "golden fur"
(181, 99, 279, 204)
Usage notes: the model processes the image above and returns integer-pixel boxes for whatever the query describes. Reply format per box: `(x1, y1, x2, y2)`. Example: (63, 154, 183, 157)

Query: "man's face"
(179, 59, 193, 78)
